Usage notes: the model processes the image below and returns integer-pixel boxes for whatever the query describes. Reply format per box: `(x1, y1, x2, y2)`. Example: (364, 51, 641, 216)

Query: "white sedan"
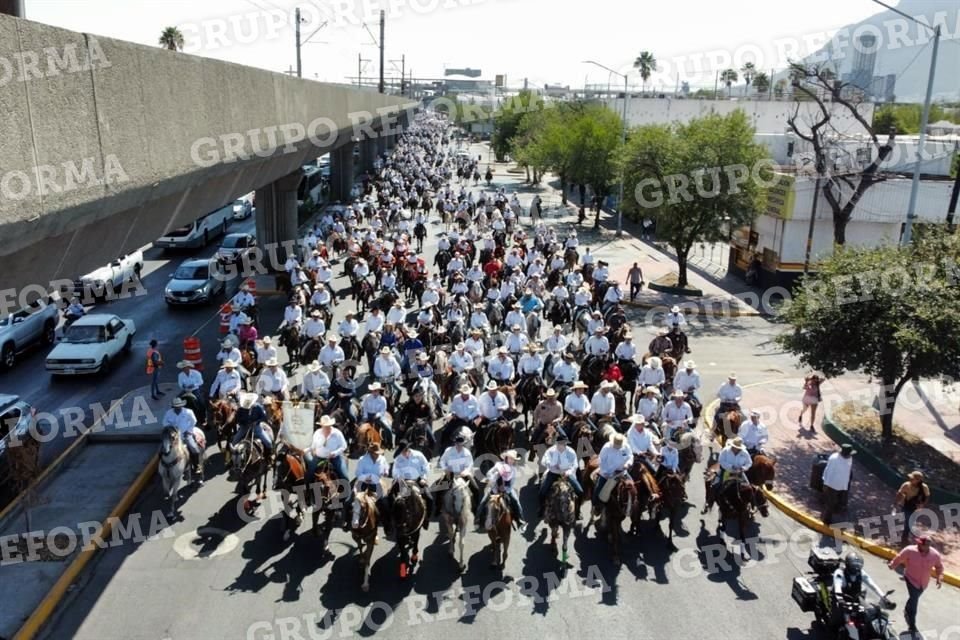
(45, 314, 136, 376)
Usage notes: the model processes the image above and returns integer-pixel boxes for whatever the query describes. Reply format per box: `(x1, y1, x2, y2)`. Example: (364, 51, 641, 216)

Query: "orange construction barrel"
(183, 336, 203, 371)
(219, 303, 232, 334)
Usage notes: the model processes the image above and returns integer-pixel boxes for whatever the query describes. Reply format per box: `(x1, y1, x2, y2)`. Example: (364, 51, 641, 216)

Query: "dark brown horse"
(392, 480, 427, 579)
(352, 490, 379, 592)
(484, 494, 512, 569)
(746, 454, 777, 517)
(274, 448, 341, 545)
(656, 471, 687, 547)
(588, 475, 637, 567)
(209, 398, 238, 467)
(702, 460, 760, 555)
(476, 418, 514, 460)
(627, 457, 662, 534)
(713, 408, 743, 446)
(351, 422, 383, 457)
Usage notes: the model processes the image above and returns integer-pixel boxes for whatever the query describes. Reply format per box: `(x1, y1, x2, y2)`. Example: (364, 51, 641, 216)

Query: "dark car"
(216, 233, 257, 265)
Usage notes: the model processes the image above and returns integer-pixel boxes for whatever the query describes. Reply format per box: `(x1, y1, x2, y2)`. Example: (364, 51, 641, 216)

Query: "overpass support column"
(359, 137, 377, 173)
(255, 171, 302, 269)
(331, 143, 355, 203)
(376, 130, 388, 157)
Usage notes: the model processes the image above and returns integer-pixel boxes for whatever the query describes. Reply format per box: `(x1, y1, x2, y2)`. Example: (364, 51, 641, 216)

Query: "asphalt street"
(24, 142, 960, 639)
(0, 215, 258, 471)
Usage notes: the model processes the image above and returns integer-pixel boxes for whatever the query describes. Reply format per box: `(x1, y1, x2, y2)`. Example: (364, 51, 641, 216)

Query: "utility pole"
(358, 53, 362, 87)
(400, 54, 406, 96)
(0, 0, 24, 17)
(947, 142, 960, 232)
(378, 10, 385, 94)
(295, 7, 302, 78)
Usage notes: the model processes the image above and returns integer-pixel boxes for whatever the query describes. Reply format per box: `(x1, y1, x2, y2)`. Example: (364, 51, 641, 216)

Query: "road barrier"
(183, 336, 203, 371)
(218, 303, 232, 334)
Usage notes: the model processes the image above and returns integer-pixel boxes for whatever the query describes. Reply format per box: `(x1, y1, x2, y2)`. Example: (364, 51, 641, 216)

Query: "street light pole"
(868, 0, 940, 246)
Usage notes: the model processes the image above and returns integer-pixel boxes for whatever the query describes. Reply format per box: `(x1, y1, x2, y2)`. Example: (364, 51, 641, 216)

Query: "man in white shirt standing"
(821, 443, 855, 525)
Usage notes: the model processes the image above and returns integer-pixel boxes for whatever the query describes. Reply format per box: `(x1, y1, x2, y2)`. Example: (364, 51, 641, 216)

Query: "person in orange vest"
(147, 339, 163, 399)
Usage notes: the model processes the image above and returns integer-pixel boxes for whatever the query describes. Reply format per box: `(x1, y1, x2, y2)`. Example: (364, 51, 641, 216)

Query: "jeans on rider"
(539, 471, 584, 499)
(352, 480, 386, 528)
(232, 422, 274, 453)
(478, 489, 524, 526)
(182, 431, 202, 468)
(305, 453, 349, 485)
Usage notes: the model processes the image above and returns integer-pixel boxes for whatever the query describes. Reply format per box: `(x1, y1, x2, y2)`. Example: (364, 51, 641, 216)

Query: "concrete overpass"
(0, 13, 417, 300)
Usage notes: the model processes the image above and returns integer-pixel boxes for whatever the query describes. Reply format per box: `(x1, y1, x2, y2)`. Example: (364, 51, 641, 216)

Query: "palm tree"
(753, 71, 770, 98)
(158, 27, 185, 52)
(633, 51, 657, 95)
(720, 68, 738, 98)
(740, 62, 756, 96)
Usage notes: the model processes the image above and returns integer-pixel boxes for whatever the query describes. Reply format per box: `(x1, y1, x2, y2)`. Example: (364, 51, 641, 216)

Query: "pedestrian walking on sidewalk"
(627, 263, 645, 301)
(894, 471, 931, 545)
(888, 535, 943, 636)
(146, 339, 164, 399)
(799, 373, 824, 432)
(820, 443, 854, 525)
(642, 218, 653, 240)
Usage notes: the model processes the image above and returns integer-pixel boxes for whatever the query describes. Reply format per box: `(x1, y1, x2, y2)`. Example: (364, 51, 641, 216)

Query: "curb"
(762, 487, 960, 589)
(14, 456, 159, 640)
(622, 298, 762, 318)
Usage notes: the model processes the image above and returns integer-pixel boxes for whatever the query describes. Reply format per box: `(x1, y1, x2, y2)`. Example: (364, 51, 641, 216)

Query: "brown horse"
(352, 422, 383, 457)
(677, 431, 704, 482)
(209, 398, 238, 467)
(477, 418, 514, 460)
(485, 494, 512, 569)
(588, 475, 637, 567)
(702, 461, 760, 553)
(746, 454, 777, 517)
(352, 491, 379, 592)
(713, 408, 743, 446)
(656, 471, 687, 547)
(627, 457, 662, 535)
(392, 480, 427, 580)
(545, 475, 576, 565)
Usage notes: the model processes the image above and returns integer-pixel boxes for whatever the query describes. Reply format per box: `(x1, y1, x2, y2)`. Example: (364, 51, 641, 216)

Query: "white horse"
(441, 476, 472, 572)
(159, 427, 189, 519)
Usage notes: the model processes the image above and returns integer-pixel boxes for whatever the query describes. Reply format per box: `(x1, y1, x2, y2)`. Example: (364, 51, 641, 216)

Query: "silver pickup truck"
(0, 297, 60, 369)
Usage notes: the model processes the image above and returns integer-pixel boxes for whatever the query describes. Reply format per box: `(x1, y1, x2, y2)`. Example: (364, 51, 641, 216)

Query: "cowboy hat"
(644, 386, 661, 395)
(684, 360, 695, 369)
(265, 357, 279, 367)
(498, 346, 508, 355)
(600, 380, 613, 390)
(319, 415, 335, 427)
(368, 382, 383, 392)
(500, 449, 518, 461)
(262, 336, 272, 344)
(572, 381, 588, 390)
(730, 437, 745, 450)
(379, 346, 391, 355)
(649, 357, 662, 368)
(310, 310, 321, 317)
(238, 392, 258, 409)
(671, 389, 685, 398)
(511, 324, 521, 331)
(728, 372, 738, 380)
(326, 333, 338, 342)
(176, 360, 194, 369)
(628, 414, 646, 424)
(222, 337, 235, 347)
(416, 352, 429, 362)
(671, 305, 680, 313)
(485, 380, 499, 391)
(171, 397, 186, 407)
(222, 359, 238, 368)
(455, 342, 466, 350)
(908, 471, 925, 481)
(593, 326, 605, 334)
(458, 384, 473, 394)
(544, 388, 557, 398)
(307, 361, 321, 373)
(749, 409, 761, 418)
(610, 433, 625, 446)
(238, 314, 253, 325)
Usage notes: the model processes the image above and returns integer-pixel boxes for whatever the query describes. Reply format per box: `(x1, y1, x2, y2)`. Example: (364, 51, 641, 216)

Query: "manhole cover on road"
(173, 527, 239, 560)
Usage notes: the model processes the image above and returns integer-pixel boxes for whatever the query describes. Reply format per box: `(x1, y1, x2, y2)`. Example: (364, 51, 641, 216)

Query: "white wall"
(605, 97, 875, 136)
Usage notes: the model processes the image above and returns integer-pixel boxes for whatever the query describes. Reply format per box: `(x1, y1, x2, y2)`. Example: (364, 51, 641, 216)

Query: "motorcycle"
(793, 547, 898, 639)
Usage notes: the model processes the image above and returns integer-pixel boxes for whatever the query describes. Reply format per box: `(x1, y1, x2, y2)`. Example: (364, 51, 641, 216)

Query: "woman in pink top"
(799, 373, 824, 432)
(888, 535, 944, 633)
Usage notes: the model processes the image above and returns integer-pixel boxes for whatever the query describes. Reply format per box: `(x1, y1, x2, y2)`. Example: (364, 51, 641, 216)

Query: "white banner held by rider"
(280, 401, 316, 450)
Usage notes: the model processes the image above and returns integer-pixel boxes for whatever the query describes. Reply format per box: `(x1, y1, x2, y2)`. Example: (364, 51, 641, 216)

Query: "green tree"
(777, 233, 960, 441)
(872, 105, 903, 135)
(159, 26, 185, 51)
(621, 111, 770, 287)
(720, 68, 738, 97)
(753, 71, 770, 97)
(491, 90, 541, 162)
(740, 62, 756, 96)
(633, 51, 657, 95)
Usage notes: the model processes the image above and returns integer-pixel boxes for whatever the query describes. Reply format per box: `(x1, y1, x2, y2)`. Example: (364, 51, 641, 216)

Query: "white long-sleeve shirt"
(739, 420, 769, 449)
(552, 361, 578, 383)
(662, 401, 693, 427)
(614, 342, 636, 360)
(162, 408, 197, 436)
(660, 446, 679, 472)
(304, 318, 326, 339)
(319, 345, 344, 367)
(638, 365, 665, 387)
(627, 427, 659, 457)
(478, 392, 509, 420)
(440, 446, 474, 474)
(564, 392, 590, 417)
(717, 382, 743, 403)
(301, 370, 330, 397)
(355, 453, 388, 484)
(210, 369, 242, 398)
(822, 452, 853, 491)
(393, 450, 430, 480)
(590, 391, 615, 417)
(283, 305, 302, 326)
(598, 442, 633, 478)
(451, 394, 480, 421)
(718, 447, 752, 473)
(361, 394, 388, 418)
(542, 445, 578, 475)
(310, 428, 347, 459)
(256, 368, 288, 395)
(488, 357, 515, 382)
(373, 356, 402, 380)
(584, 335, 609, 356)
(673, 370, 701, 393)
(178, 369, 203, 392)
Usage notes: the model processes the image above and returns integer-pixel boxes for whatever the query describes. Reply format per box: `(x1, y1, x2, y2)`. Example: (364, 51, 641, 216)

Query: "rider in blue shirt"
(519, 290, 543, 315)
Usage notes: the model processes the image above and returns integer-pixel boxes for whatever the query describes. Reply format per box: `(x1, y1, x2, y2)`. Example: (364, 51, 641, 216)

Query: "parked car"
(0, 395, 38, 503)
(45, 314, 136, 376)
(216, 233, 257, 265)
(164, 258, 226, 306)
(0, 297, 60, 369)
(74, 250, 144, 300)
(232, 194, 254, 220)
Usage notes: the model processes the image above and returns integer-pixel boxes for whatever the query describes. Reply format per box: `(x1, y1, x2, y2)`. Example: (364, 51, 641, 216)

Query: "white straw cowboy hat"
(417, 352, 429, 362)
(222, 337, 235, 347)
(171, 397, 186, 407)
(572, 381, 588, 390)
(265, 357, 279, 367)
(238, 392, 258, 409)
(628, 414, 646, 424)
(176, 360, 193, 369)
(657, 328, 668, 336)
(319, 415, 335, 427)
(684, 360, 695, 369)
(307, 361, 321, 373)
(222, 359, 238, 368)
(458, 384, 473, 394)
(327, 334, 338, 342)
(310, 310, 321, 317)
(500, 449, 519, 461)
(544, 388, 557, 398)
(643, 386, 660, 395)
(262, 336, 272, 344)
(649, 357, 662, 368)
(368, 382, 383, 392)
(610, 433, 625, 446)
(671, 389, 685, 398)
(730, 437, 745, 450)
(671, 305, 680, 313)
(485, 380, 499, 391)
(379, 346, 391, 355)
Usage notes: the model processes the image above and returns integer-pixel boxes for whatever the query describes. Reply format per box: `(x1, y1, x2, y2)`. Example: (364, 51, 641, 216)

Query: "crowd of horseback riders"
(158, 111, 777, 578)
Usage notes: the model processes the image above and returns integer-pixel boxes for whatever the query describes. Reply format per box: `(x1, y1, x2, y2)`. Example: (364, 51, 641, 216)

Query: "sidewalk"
(0, 385, 168, 639)
(740, 377, 960, 576)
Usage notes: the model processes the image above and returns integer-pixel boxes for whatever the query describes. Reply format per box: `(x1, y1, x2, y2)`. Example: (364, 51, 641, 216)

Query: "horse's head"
(160, 426, 178, 455)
